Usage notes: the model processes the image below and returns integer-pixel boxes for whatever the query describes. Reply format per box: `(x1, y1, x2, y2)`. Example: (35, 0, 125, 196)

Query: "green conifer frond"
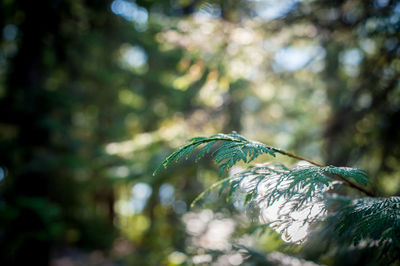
(333, 197, 400, 245)
(155, 132, 387, 248)
(322, 166, 370, 185)
(154, 132, 276, 175)
(224, 165, 332, 221)
(156, 132, 372, 215)
(213, 164, 375, 244)
(223, 164, 368, 210)
(214, 164, 339, 242)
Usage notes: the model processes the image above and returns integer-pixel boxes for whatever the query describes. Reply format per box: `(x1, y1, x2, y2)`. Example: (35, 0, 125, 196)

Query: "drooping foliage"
(156, 132, 400, 260)
(155, 132, 276, 175)
(333, 196, 400, 257)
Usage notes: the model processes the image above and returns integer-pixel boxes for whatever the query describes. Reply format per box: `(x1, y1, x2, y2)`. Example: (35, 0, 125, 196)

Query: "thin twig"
(272, 148, 376, 197)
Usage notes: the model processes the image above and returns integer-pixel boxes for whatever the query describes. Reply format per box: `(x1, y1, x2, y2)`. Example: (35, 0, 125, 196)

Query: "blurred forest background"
(0, 0, 399, 265)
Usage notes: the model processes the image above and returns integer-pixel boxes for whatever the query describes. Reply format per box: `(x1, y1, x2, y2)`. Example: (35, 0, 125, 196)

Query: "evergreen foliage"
(330, 196, 400, 261)
(155, 132, 276, 176)
(156, 132, 400, 261)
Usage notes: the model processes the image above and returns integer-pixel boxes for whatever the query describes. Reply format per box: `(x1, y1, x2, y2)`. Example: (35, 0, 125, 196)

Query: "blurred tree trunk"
(1, 1, 64, 264)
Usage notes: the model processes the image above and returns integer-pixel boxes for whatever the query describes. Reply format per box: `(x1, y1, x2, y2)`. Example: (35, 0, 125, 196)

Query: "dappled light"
(111, 0, 148, 25)
(119, 44, 148, 72)
(1, 0, 399, 265)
